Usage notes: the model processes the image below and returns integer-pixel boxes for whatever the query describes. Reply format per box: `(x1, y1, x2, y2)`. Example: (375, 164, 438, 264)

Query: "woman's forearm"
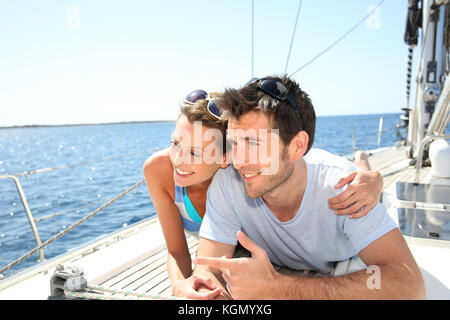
(167, 252, 193, 285)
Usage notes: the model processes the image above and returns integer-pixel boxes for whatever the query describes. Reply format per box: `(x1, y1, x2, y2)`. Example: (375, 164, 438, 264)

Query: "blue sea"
(0, 113, 403, 276)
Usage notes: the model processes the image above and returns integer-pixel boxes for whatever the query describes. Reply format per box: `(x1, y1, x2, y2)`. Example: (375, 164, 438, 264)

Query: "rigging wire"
(9, 149, 155, 178)
(34, 199, 104, 223)
(284, 0, 303, 74)
(289, 0, 385, 77)
(251, 0, 255, 78)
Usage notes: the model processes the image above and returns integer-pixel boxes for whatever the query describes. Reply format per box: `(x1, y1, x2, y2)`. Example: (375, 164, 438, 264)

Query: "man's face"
(227, 111, 295, 199)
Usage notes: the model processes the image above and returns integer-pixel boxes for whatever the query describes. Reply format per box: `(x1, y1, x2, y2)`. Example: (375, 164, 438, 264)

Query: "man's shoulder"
(304, 148, 358, 192)
(305, 148, 358, 172)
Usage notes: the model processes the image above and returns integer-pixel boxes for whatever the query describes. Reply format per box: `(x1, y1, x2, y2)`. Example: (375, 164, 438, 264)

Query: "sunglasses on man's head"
(246, 78, 305, 129)
(184, 89, 222, 120)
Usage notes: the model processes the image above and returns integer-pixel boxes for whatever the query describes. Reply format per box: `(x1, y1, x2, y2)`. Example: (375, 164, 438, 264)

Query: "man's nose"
(232, 145, 250, 170)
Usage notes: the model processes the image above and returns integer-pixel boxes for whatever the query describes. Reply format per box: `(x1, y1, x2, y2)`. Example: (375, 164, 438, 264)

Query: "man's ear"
(289, 130, 309, 161)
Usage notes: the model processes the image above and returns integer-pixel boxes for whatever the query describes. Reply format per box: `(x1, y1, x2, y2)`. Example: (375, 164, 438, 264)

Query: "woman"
(143, 90, 383, 299)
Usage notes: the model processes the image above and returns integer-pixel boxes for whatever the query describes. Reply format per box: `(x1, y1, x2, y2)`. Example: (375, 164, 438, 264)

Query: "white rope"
(66, 290, 154, 300)
(65, 284, 190, 300)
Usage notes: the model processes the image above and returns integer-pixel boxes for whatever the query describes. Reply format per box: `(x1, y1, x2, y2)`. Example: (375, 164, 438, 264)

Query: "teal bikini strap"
(183, 187, 203, 224)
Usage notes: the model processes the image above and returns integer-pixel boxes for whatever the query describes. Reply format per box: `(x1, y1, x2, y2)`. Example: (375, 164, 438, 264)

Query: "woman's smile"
(175, 167, 195, 177)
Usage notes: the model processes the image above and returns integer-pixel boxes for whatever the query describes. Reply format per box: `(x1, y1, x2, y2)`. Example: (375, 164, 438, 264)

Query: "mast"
(406, 0, 448, 159)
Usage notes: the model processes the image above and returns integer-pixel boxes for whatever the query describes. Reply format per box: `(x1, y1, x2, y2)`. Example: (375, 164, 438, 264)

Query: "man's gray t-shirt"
(199, 148, 398, 274)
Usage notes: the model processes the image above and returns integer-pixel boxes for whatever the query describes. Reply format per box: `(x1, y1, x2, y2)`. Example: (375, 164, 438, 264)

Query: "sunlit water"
(0, 114, 403, 276)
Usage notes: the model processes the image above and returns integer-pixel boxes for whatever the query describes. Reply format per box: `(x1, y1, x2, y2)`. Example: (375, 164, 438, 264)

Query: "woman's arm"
(144, 151, 191, 279)
(328, 150, 383, 218)
(143, 150, 220, 299)
(328, 169, 383, 218)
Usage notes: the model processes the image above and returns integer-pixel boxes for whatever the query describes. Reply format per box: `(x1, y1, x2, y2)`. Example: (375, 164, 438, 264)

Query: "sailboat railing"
(0, 178, 145, 276)
(0, 149, 156, 277)
(0, 175, 45, 262)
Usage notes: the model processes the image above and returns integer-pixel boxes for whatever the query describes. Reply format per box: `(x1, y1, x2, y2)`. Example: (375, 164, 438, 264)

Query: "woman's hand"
(172, 275, 222, 300)
(328, 170, 383, 218)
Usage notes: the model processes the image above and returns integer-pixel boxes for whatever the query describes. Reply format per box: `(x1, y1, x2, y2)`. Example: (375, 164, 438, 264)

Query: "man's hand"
(172, 275, 222, 300)
(194, 231, 278, 300)
(328, 170, 383, 218)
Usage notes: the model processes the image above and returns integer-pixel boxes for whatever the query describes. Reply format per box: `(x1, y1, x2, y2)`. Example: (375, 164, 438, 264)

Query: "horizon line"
(0, 112, 401, 129)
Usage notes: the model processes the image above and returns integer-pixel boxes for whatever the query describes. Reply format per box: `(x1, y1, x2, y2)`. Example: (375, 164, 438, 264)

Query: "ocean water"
(0, 113, 402, 276)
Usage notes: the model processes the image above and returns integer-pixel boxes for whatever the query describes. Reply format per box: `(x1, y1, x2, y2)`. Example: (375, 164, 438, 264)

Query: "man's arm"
(192, 237, 236, 300)
(274, 228, 425, 299)
(195, 229, 426, 300)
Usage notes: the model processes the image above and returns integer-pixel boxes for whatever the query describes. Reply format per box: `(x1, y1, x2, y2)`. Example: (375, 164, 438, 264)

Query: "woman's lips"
(175, 167, 195, 178)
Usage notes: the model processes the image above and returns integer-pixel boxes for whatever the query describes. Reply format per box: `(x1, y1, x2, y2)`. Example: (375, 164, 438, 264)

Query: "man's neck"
(262, 159, 308, 222)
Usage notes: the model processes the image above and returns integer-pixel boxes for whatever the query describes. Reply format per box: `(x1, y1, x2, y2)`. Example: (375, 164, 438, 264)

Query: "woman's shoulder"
(143, 148, 174, 187)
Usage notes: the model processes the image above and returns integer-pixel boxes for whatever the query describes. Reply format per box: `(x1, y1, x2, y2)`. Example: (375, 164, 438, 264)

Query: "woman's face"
(169, 114, 226, 187)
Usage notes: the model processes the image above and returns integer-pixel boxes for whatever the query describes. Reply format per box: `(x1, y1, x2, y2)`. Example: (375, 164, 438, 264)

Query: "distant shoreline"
(0, 112, 401, 130)
(0, 120, 175, 130)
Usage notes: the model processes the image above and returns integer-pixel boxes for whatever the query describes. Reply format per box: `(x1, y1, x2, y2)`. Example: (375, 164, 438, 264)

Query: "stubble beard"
(243, 147, 295, 199)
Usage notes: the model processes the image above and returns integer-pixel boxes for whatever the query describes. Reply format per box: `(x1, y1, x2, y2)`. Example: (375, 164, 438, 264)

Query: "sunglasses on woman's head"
(246, 78, 305, 129)
(184, 89, 222, 120)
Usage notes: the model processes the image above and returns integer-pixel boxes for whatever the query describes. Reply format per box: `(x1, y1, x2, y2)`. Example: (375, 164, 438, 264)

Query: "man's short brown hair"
(218, 75, 316, 154)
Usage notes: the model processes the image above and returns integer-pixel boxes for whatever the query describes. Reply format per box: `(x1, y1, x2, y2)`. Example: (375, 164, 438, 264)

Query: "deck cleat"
(49, 264, 87, 299)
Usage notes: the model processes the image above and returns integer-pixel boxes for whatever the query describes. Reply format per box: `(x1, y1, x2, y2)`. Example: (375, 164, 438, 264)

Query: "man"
(191, 75, 425, 299)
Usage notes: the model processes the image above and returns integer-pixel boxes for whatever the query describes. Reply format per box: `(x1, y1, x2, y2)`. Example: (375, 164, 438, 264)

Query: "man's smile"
(240, 170, 262, 181)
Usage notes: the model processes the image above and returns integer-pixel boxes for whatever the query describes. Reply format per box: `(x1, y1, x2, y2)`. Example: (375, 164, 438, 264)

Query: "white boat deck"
(90, 236, 199, 298)
(0, 146, 449, 299)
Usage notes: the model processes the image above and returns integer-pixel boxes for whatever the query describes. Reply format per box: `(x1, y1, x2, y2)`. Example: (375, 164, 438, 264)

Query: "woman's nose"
(171, 147, 184, 165)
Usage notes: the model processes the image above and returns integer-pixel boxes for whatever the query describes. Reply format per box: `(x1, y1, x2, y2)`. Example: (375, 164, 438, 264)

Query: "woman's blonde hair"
(179, 92, 228, 151)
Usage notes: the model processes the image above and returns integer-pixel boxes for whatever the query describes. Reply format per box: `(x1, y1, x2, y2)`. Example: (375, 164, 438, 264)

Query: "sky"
(0, 0, 418, 127)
